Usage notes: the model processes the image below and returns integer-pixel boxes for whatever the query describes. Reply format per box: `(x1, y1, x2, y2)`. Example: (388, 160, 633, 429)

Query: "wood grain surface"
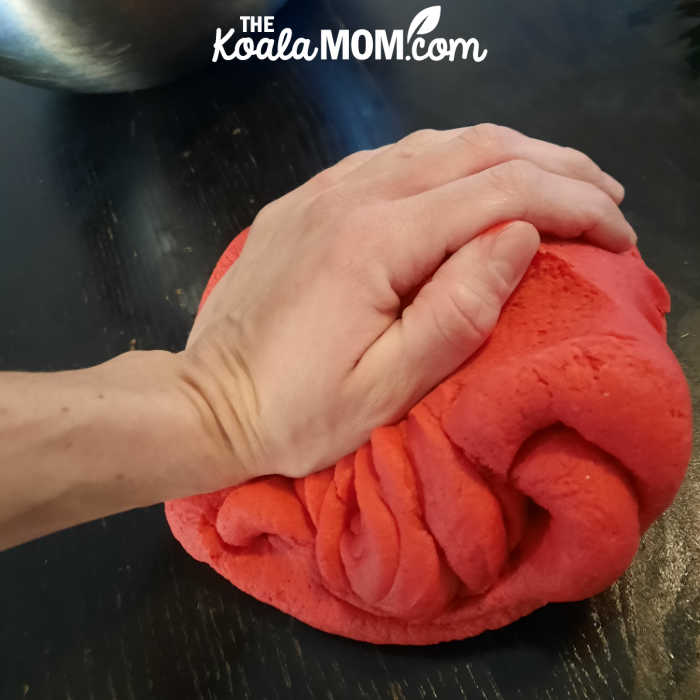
(0, 1, 698, 698)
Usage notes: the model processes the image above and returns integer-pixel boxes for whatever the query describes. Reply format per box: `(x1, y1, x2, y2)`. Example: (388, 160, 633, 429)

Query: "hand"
(180, 124, 634, 484)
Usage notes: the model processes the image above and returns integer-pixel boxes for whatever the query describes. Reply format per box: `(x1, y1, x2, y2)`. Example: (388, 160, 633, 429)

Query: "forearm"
(0, 351, 244, 550)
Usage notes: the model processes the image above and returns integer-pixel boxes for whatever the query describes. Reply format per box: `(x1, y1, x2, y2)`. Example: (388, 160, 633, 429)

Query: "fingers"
(351, 222, 540, 425)
(398, 159, 635, 263)
(347, 124, 624, 204)
(295, 126, 626, 245)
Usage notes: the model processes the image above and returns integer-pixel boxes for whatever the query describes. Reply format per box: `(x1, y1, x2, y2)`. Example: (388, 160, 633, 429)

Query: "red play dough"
(166, 230, 692, 645)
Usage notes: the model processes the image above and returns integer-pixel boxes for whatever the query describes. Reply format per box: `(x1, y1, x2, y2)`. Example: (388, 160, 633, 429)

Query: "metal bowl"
(0, 0, 287, 93)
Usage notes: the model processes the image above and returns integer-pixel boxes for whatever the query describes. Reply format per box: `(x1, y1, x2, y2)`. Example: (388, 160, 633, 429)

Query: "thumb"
(352, 221, 540, 425)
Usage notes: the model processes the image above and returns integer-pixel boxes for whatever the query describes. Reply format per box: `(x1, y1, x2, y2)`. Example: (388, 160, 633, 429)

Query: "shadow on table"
(30, 0, 401, 362)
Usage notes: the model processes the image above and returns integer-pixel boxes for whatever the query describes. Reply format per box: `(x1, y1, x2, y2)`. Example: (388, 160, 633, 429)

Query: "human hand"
(179, 124, 634, 486)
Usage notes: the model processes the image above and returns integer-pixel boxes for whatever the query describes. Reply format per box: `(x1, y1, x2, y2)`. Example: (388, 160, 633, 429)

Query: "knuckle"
(468, 122, 508, 150)
(431, 282, 500, 349)
(508, 157, 538, 179)
(308, 166, 337, 192)
(578, 178, 608, 207)
(340, 149, 371, 168)
(395, 128, 439, 158)
(453, 283, 501, 334)
(404, 128, 440, 144)
(588, 183, 615, 214)
(394, 146, 419, 161)
(484, 261, 515, 300)
(573, 182, 614, 231)
(486, 158, 537, 197)
(563, 146, 599, 175)
(254, 199, 279, 226)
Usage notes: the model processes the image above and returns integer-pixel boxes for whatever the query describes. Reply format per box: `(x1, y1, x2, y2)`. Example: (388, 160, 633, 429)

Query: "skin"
(0, 124, 634, 551)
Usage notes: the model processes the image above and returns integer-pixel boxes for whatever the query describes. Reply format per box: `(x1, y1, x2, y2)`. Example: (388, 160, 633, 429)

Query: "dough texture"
(166, 230, 692, 645)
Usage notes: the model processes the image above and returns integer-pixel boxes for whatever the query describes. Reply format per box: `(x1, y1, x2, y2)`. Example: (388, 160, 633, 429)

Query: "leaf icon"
(407, 6, 442, 42)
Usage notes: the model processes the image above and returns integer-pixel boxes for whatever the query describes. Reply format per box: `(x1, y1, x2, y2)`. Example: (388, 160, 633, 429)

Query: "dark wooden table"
(1, 1, 698, 698)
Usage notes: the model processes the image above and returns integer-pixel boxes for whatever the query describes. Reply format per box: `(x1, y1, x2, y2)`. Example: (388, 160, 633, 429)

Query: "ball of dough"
(166, 230, 692, 645)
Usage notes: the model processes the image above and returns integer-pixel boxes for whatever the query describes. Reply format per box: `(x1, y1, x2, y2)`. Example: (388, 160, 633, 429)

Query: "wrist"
(176, 330, 263, 489)
(96, 349, 250, 500)
(0, 349, 247, 549)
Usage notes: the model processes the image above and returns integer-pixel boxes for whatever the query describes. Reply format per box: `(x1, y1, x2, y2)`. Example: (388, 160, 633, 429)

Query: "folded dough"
(166, 230, 691, 645)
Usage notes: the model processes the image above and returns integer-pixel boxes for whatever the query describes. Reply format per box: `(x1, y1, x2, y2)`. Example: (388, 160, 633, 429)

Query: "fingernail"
(489, 223, 540, 286)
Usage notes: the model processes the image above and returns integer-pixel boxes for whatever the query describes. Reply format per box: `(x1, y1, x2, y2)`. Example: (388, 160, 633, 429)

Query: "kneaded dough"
(166, 229, 692, 645)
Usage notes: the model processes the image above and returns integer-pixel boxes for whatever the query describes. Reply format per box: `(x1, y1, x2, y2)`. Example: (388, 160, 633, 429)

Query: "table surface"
(0, 1, 698, 699)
